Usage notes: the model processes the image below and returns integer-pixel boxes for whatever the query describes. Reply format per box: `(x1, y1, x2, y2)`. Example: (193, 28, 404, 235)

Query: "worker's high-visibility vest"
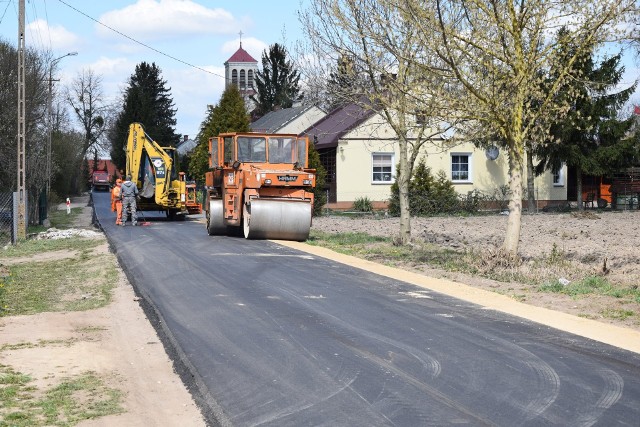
(112, 186, 121, 202)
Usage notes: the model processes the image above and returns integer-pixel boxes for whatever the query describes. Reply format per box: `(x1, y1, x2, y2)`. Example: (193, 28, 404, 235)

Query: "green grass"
(0, 365, 123, 427)
(27, 207, 84, 235)
(0, 238, 117, 317)
(1, 254, 116, 316)
(1, 237, 102, 258)
(538, 275, 640, 300)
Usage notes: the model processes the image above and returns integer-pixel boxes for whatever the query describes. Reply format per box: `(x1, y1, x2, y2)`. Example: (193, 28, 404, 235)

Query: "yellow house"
(303, 103, 568, 210)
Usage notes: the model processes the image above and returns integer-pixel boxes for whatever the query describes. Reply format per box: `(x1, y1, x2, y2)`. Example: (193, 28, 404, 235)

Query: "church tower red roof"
(225, 44, 257, 64)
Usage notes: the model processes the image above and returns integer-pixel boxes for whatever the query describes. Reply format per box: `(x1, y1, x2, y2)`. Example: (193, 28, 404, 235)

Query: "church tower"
(224, 32, 258, 111)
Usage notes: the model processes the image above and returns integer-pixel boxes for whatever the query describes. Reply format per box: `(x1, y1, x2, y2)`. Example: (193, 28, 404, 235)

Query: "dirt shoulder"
(0, 195, 205, 426)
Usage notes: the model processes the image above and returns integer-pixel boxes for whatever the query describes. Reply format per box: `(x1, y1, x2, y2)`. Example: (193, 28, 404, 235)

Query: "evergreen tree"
(250, 44, 301, 118)
(307, 141, 327, 216)
(535, 30, 638, 209)
(189, 85, 250, 183)
(389, 159, 458, 216)
(110, 62, 179, 170)
(326, 54, 365, 110)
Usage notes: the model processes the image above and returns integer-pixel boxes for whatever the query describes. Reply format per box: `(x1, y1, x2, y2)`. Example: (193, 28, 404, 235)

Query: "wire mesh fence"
(0, 192, 14, 247)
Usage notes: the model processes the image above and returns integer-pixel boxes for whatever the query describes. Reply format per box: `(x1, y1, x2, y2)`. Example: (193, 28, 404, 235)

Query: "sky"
(0, 0, 308, 140)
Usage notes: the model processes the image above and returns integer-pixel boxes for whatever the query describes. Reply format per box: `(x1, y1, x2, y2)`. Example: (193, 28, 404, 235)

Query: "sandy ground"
(2, 199, 638, 426)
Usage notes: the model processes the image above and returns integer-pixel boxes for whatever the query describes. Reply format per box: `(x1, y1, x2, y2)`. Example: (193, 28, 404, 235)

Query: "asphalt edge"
(90, 196, 230, 427)
(277, 240, 640, 355)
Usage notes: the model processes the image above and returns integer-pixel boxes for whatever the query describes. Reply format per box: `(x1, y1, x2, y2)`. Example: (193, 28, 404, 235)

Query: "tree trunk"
(576, 167, 584, 211)
(397, 138, 411, 245)
(526, 151, 536, 214)
(503, 142, 524, 255)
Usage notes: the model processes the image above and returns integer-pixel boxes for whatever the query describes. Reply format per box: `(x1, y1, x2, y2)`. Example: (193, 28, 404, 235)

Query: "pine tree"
(109, 62, 179, 171)
(535, 30, 638, 209)
(250, 44, 301, 118)
(307, 141, 327, 216)
(188, 85, 250, 183)
(326, 54, 365, 110)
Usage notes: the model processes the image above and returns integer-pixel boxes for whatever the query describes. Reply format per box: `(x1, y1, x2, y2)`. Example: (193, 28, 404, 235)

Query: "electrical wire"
(43, 0, 53, 52)
(0, 0, 11, 26)
(56, 0, 227, 81)
(27, 0, 46, 53)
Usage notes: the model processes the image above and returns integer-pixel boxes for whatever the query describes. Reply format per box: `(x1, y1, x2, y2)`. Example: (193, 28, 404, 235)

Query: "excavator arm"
(125, 122, 186, 214)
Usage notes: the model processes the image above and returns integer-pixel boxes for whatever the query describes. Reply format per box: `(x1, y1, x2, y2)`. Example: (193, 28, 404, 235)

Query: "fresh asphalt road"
(93, 191, 640, 427)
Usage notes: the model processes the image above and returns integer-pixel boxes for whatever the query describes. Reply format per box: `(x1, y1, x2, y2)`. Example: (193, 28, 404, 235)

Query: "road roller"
(204, 133, 315, 241)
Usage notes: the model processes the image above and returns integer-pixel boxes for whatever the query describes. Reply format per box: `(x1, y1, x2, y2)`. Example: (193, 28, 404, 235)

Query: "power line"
(56, 0, 227, 81)
(0, 0, 11, 26)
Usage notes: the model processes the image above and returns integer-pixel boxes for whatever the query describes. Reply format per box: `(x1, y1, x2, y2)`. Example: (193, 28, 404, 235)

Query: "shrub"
(308, 141, 327, 217)
(352, 196, 373, 212)
(388, 159, 467, 216)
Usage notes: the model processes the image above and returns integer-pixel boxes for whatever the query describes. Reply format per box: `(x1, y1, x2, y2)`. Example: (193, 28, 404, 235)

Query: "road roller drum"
(243, 199, 312, 241)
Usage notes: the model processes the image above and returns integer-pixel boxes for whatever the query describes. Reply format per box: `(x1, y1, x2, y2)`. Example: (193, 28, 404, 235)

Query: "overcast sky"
(0, 0, 307, 140)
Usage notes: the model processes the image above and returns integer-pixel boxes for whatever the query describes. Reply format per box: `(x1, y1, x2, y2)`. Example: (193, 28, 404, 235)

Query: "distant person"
(66, 197, 71, 214)
(120, 175, 139, 226)
(111, 179, 123, 225)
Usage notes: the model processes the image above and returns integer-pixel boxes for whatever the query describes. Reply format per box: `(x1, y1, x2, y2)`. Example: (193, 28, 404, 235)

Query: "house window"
(451, 153, 472, 182)
(231, 69, 238, 86)
(553, 165, 565, 186)
(372, 153, 394, 183)
(240, 69, 246, 89)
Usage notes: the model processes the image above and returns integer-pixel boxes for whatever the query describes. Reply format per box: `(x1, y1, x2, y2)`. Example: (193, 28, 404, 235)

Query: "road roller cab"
(204, 133, 316, 241)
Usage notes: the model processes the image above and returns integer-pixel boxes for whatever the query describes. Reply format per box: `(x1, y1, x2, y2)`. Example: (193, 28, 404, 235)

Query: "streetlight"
(46, 51, 77, 216)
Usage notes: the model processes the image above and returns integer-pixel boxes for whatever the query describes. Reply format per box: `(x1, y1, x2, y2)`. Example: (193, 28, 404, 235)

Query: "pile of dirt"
(36, 227, 103, 240)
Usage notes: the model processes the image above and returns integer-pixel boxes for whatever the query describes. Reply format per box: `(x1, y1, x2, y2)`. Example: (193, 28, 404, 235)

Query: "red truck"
(92, 170, 110, 191)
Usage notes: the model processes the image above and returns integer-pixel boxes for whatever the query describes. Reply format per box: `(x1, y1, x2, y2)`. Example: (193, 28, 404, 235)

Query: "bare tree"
(299, 0, 454, 244)
(400, 0, 638, 256)
(66, 69, 110, 161)
(0, 40, 50, 222)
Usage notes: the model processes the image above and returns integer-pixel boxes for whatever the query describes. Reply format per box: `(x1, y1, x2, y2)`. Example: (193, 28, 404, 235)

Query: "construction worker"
(111, 179, 123, 225)
(120, 175, 138, 226)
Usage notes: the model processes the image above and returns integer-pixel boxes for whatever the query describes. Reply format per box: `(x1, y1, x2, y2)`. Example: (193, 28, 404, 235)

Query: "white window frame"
(553, 165, 565, 187)
(371, 153, 394, 184)
(451, 152, 472, 183)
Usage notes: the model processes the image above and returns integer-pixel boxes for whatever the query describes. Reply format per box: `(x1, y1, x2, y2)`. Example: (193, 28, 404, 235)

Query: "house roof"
(302, 102, 376, 149)
(250, 105, 320, 134)
(176, 138, 197, 155)
(225, 44, 257, 64)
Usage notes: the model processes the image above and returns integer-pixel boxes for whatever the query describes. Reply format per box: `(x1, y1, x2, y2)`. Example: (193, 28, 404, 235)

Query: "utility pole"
(47, 52, 77, 209)
(16, 0, 26, 241)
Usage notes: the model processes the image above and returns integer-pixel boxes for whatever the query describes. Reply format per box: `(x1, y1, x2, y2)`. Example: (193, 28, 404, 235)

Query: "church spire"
(239, 30, 243, 48)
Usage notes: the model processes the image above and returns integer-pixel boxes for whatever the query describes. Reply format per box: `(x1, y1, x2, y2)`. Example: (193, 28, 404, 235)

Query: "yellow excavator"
(125, 122, 187, 219)
(204, 132, 315, 241)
